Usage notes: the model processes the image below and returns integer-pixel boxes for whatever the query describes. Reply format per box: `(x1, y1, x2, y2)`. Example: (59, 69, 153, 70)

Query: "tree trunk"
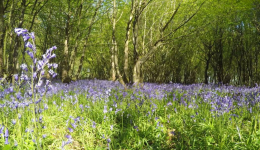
(123, 2, 134, 83)
(69, 0, 83, 79)
(0, 0, 4, 77)
(11, 0, 26, 75)
(133, 60, 142, 84)
(62, 0, 71, 83)
(4, 0, 14, 76)
(204, 59, 210, 84)
(111, 0, 125, 87)
(75, 0, 103, 80)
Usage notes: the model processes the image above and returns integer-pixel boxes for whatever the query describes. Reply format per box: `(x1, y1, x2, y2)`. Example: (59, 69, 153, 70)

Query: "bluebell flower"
(18, 114, 21, 119)
(50, 54, 56, 59)
(156, 122, 160, 128)
(42, 134, 47, 139)
(4, 128, 8, 138)
(22, 34, 30, 41)
(53, 63, 58, 69)
(68, 127, 73, 132)
(92, 121, 96, 128)
(41, 70, 45, 75)
(39, 116, 43, 123)
(62, 134, 73, 149)
(14, 28, 28, 36)
(79, 104, 83, 109)
(14, 74, 18, 81)
(107, 138, 111, 143)
(115, 109, 122, 115)
(103, 106, 108, 113)
(44, 104, 48, 110)
(20, 64, 28, 71)
(113, 101, 117, 108)
(31, 32, 35, 40)
(74, 117, 80, 123)
(65, 134, 72, 139)
(48, 69, 56, 77)
(26, 50, 34, 59)
(46, 80, 51, 85)
(4, 128, 9, 144)
(33, 72, 37, 78)
(37, 60, 44, 70)
(16, 92, 22, 100)
(167, 102, 172, 106)
(47, 63, 52, 69)
(11, 119, 16, 125)
(8, 86, 14, 93)
(0, 126, 3, 137)
(71, 123, 77, 129)
(134, 126, 139, 131)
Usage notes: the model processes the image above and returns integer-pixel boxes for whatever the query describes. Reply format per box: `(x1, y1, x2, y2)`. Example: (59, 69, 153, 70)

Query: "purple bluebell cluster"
(47, 80, 260, 119)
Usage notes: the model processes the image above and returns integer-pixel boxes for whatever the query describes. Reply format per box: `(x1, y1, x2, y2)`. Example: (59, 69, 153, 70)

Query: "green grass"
(1, 83, 260, 150)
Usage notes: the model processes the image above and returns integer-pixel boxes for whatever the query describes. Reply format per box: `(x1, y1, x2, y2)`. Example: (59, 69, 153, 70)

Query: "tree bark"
(10, 0, 26, 75)
(62, 0, 71, 83)
(69, 0, 83, 79)
(0, 0, 4, 77)
(75, 0, 103, 80)
(4, 0, 14, 76)
(123, 1, 134, 83)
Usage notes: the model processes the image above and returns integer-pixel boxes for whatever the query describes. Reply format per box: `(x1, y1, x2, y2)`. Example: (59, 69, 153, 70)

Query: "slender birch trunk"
(112, 0, 126, 88)
(123, 0, 135, 83)
(62, 0, 71, 83)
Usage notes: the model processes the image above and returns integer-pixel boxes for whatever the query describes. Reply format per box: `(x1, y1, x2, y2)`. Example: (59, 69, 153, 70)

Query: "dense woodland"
(0, 0, 259, 86)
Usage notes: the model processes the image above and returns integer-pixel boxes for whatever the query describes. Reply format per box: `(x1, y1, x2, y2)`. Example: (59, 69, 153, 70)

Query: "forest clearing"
(1, 0, 260, 149)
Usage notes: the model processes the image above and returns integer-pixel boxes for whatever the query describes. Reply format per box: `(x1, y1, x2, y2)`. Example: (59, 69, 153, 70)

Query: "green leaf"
(2, 145, 12, 150)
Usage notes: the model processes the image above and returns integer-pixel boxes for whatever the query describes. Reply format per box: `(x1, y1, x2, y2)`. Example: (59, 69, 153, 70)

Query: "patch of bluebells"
(47, 80, 260, 119)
